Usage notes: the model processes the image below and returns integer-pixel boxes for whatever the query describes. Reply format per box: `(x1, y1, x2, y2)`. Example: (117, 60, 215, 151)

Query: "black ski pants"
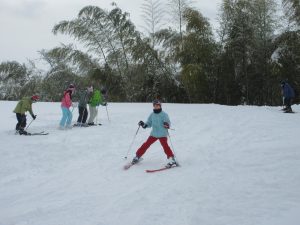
(77, 106, 88, 124)
(16, 113, 26, 130)
(284, 97, 293, 110)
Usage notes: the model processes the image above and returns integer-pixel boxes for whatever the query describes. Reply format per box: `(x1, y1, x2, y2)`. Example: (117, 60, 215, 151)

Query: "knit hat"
(31, 95, 40, 101)
(152, 99, 161, 106)
(67, 84, 75, 91)
(69, 84, 75, 89)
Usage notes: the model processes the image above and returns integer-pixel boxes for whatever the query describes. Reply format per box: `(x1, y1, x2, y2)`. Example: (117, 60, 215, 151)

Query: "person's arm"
(65, 93, 72, 108)
(138, 113, 152, 129)
(163, 113, 171, 129)
(145, 114, 152, 128)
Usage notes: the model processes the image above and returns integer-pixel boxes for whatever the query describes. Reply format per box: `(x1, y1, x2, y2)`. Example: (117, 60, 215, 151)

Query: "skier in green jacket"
(87, 87, 107, 125)
(13, 95, 39, 135)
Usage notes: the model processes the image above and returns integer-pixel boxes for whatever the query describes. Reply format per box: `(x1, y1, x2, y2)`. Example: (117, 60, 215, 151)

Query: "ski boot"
(131, 156, 141, 165)
(166, 157, 177, 168)
(284, 107, 293, 113)
(19, 129, 29, 135)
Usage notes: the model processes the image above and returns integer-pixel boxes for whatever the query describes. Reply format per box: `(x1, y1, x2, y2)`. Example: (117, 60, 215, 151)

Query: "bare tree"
(140, 0, 165, 48)
(167, 0, 194, 43)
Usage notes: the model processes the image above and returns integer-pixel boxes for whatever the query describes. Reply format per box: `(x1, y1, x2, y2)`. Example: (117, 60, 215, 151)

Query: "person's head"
(31, 95, 40, 103)
(87, 86, 93, 93)
(67, 84, 75, 93)
(281, 81, 286, 89)
(101, 88, 107, 95)
(152, 99, 162, 113)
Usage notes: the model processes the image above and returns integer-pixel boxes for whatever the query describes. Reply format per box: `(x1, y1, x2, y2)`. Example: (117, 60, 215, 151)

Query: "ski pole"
(105, 104, 110, 122)
(167, 131, 180, 166)
(124, 125, 140, 159)
(25, 118, 35, 131)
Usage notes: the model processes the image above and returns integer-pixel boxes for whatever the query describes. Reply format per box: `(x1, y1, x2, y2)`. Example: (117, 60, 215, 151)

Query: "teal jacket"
(145, 111, 171, 138)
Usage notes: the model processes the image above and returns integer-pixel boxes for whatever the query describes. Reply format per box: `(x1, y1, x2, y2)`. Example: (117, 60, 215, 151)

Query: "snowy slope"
(0, 101, 300, 225)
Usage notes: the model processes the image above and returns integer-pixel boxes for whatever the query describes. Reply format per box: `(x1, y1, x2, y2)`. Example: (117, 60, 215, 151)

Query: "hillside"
(1, 101, 300, 225)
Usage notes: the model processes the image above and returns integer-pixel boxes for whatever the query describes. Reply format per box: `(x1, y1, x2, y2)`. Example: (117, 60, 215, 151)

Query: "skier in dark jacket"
(130, 100, 178, 168)
(13, 95, 39, 135)
(281, 81, 295, 113)
(75, 86, 93, 126)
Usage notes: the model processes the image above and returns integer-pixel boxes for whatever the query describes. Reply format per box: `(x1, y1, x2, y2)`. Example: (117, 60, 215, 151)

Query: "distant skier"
(281, 81, 295, 113)
(131, 100, 178, 168)
(13, 95, 39, 135)
(87, 87, 107, 126)
(75, 86, 93, 127)
(59, 84, 75, 129)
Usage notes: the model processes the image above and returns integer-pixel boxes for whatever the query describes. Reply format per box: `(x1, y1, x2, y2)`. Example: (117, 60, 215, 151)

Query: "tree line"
(0, 0, 299, 105)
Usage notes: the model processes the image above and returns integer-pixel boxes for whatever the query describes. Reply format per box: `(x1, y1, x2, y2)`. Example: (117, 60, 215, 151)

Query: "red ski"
(146, 165, 178, 173)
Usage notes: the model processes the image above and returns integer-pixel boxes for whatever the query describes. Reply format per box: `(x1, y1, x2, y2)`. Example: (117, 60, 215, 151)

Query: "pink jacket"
(61, 91, 72, 108)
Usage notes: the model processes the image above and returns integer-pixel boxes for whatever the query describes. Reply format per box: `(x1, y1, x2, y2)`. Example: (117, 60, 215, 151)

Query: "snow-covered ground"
(1, 101, 300, 225)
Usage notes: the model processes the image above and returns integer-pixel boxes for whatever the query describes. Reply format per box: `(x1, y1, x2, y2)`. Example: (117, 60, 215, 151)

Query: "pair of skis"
(123, 160, 179, 173)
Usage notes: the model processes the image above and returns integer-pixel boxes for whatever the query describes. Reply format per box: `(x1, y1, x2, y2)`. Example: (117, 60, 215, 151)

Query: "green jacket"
(89, 90, 103, 107)
(13, 97, 34, 115)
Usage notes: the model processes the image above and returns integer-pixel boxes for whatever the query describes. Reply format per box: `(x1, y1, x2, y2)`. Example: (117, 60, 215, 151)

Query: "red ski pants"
(136, 136, 174, 158)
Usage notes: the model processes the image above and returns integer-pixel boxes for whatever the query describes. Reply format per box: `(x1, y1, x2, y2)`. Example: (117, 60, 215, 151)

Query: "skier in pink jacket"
(59, 84, 75, 129)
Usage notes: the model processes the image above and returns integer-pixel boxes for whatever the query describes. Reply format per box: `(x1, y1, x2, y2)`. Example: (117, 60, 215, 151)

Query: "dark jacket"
(77, 90, 92, 108)
(282, 83, 295, 98)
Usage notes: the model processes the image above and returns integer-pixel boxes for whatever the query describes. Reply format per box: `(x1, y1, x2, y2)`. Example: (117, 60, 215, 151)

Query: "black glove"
(31, 114, 37, 120)
(138, 121, 147, 128)
(163, 122, 170, 129)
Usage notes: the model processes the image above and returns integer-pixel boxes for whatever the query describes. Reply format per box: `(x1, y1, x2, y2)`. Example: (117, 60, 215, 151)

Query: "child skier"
(59, 84, 75, 129)
(131, 100, 178, 168)
(13, 95, 39, 135)
(87, 87, 107, 126)
(75, 86, 93, 126)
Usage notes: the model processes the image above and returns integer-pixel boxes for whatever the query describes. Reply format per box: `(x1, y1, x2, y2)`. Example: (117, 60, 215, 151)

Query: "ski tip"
(123, 164, 132, 170)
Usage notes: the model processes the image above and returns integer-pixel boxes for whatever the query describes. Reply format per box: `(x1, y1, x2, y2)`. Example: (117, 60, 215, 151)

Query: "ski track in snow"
(0, 101, 300, 225)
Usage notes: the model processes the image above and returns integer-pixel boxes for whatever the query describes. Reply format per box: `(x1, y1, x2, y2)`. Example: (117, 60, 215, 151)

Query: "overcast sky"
(0, 0, 221, 64)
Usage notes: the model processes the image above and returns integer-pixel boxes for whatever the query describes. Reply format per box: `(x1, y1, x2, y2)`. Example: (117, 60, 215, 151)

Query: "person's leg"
(19, 114, 27, 135)
(91, 106, 97, 123)
(16, 113, 22, 130)
(136, 136, 158, 158)
(19, 114, 27, 130)
(66, 108, 73, 126)
(60, 107, 68, 127)
(77, 106, 84, 123)
(88, 105, 95, 124)
(82, 107, 88, 124)
(159, 137, 174, 158)
(285, 98, 292, 112)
